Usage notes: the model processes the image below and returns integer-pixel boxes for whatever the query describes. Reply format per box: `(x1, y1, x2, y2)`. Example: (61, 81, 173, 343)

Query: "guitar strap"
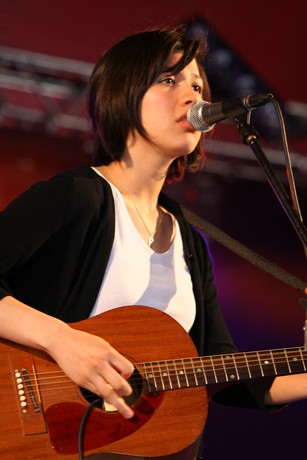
(182, 206, 307, 295)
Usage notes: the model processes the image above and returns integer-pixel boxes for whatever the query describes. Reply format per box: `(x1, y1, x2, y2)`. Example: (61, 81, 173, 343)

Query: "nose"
(182, 86, 200, 106)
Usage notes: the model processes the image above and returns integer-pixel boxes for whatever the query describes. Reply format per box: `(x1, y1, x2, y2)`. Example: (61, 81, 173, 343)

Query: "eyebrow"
(161, 68, 202, 81)
(191, 72, 202, 80)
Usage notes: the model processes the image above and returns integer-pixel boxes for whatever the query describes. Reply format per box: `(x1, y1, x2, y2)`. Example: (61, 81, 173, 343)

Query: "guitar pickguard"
(45, 389, 164, 454)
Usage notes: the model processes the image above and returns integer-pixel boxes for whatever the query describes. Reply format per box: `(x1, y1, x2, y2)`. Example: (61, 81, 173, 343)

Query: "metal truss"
(0, 45, 306, 186)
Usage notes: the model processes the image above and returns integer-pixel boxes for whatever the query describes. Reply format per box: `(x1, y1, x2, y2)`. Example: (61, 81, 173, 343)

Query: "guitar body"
(0, 306, 208, 459)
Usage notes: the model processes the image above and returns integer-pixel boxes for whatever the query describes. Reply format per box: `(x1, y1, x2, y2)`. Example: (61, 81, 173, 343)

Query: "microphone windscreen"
(187, 100, 215, 132)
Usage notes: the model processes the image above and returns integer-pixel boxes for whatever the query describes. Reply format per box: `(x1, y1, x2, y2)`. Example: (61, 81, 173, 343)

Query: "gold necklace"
(103, 166, 163, 247)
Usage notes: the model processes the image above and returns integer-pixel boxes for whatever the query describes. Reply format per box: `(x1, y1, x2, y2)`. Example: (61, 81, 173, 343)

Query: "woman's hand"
(0, 296, 135, 418)
(48, 324, 135, 418)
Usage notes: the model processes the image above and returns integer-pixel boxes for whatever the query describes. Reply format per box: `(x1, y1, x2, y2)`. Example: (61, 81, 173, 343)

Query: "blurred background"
(1, 1, 307, 458)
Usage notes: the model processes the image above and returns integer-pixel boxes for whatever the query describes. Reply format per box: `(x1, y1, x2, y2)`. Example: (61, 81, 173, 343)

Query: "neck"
(99, 160, 175, 251)
(104, 159, 168, 212)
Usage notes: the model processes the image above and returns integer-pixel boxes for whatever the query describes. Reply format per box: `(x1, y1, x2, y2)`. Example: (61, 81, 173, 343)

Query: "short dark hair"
(87, 25, 211, 181)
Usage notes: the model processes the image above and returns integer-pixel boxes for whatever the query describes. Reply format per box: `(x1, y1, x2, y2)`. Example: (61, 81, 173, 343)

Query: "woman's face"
(137, 53, 203, 159)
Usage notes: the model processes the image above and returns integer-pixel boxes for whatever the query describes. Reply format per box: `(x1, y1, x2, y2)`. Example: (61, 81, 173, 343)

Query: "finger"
(87, 377, 134, 419)
(102, 384, 134, 419)
(102, 364, 133, 397)
(84, 365, 134, 419)
(110, 351, 135, 379)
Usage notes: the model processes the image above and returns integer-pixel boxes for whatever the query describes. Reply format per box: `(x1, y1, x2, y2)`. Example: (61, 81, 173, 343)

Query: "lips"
(176, 113, 187, 122)
(176, 114, 194, 131)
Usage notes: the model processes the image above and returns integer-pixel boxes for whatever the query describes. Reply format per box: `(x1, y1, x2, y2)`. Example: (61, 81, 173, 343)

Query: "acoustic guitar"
(1, 305, 306, 460)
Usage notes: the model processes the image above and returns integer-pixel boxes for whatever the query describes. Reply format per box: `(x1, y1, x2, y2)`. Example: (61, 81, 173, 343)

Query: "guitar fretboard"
(141, 347, 307, 392)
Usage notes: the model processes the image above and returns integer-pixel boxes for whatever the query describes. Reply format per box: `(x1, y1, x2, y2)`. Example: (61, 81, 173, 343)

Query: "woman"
(0, 25, 306, 429)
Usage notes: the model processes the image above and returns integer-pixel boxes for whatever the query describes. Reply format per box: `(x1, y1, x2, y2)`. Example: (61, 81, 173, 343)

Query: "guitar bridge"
(10, 348, 47, 435)
(19, 368, 40, 413)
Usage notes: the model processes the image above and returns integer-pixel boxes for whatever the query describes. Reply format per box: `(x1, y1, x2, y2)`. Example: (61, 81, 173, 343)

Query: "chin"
(177, 142, 199, 156)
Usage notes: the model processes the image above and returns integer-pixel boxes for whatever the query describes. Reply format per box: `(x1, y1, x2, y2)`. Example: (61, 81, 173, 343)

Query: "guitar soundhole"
(126, 367, 144, 406)
(80, 367, 144, 411)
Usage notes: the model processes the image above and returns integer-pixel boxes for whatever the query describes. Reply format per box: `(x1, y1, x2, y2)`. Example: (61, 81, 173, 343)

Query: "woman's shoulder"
(33, 166, 112, 201)
(2, 166, 114, 224)
(50, 166, 105, 186)
(49, 166, 114, 215)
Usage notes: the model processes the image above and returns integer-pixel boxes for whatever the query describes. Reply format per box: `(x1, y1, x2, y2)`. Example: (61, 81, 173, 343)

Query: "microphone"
(187, 93, 273, 132)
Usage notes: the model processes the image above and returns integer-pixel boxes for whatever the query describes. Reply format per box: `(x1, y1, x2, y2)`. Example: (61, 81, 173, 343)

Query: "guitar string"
(17, 358, 301, 391)
(17, 355, 306, 410)
(15, 350, 304, 397)
(17, 348, 305, 386)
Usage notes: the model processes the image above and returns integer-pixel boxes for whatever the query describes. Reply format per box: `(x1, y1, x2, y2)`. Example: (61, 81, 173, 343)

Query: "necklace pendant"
(148, 236, 154, 247)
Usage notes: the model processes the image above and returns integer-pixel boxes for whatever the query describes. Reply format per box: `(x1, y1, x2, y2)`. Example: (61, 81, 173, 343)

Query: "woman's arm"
(0, 295, 135, 418)
(265, 374, 307, 405)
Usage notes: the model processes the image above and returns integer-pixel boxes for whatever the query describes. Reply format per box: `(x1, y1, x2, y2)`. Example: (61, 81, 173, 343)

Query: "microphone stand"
(234, 114, 307, 255)
(234, 114, 307, 349)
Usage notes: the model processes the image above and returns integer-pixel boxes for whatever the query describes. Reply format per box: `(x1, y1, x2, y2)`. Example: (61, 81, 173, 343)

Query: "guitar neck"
(141, 346, 307, 392)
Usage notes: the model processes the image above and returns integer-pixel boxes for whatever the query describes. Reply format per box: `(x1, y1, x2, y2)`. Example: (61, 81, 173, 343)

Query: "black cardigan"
(0, 166, 274, 409)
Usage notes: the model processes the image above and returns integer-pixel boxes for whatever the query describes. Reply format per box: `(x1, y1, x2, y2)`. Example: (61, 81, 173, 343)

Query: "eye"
(161, 76, 175, 86)
(192, 84, 202, 94)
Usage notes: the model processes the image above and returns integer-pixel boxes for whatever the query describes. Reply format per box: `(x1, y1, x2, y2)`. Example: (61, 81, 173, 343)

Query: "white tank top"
(90, 168, 196, 332)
